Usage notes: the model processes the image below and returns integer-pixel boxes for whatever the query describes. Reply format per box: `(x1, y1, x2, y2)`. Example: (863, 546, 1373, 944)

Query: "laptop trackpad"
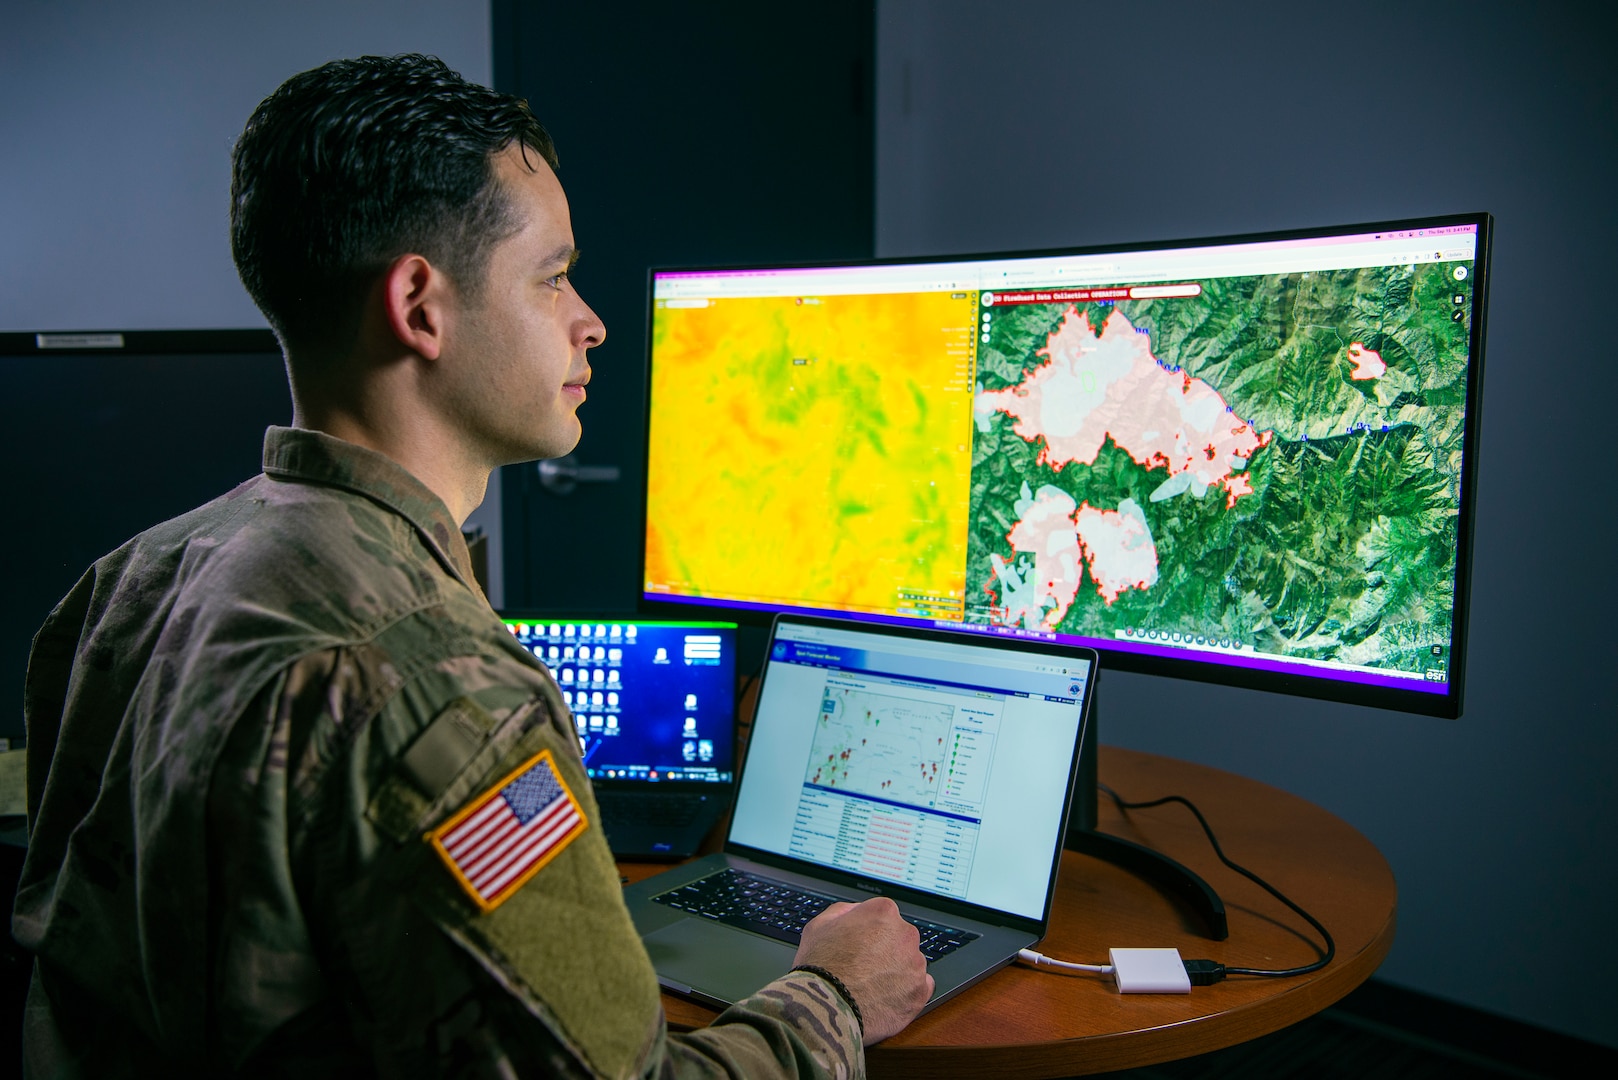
(644, 919, 798, 1004)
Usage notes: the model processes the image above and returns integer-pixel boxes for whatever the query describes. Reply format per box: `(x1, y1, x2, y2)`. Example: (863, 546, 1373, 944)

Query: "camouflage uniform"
(14, 426, 863, 1078)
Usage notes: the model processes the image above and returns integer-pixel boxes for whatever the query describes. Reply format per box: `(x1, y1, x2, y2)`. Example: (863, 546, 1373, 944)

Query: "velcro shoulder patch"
(400, 697, 491, 795)
(427, 748, 588, 912)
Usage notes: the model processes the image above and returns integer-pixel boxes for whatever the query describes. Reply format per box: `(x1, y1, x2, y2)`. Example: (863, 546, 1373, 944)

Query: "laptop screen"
(729, 617, 1094, 920)
(502, 617, 738, 783)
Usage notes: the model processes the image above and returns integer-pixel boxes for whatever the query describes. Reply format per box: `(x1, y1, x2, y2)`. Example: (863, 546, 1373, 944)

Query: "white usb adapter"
(1109, 948, 1192, 994)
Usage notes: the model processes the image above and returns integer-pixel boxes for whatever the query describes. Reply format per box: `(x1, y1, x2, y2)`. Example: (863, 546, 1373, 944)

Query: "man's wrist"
(789, 964, 864, 1037)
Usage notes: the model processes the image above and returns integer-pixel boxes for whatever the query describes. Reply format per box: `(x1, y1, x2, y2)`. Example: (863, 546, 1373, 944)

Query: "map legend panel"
(939, 728, 994, 806)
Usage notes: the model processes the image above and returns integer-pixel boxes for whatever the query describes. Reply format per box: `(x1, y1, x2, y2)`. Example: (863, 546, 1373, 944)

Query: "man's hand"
(793, 897, 934, 1045)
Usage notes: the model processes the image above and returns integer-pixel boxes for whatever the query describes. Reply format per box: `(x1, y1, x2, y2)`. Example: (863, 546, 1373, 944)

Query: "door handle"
(536, 454, 621, 496)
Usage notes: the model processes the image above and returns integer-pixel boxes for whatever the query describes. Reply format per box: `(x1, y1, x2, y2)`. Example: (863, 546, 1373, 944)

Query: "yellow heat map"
(645, 291, 978, 617)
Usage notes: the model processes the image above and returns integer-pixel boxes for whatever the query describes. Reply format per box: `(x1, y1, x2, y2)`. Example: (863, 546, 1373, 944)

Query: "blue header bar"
(769, 632, 1091, 702)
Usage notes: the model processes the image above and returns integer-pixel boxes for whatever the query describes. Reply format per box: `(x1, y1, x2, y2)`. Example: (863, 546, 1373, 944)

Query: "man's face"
(440, 144, 605, 465)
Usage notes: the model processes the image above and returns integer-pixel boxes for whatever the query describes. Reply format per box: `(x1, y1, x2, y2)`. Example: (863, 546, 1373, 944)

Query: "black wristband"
(790, 964, 864, 1036)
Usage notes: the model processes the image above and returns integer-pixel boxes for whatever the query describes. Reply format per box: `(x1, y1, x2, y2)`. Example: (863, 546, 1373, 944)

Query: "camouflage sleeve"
(272, 633, 864, 1078)
(651, 972, 863, 1080)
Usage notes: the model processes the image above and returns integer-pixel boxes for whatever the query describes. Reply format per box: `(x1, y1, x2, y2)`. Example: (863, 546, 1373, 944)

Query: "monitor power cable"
(1017, 784, 1336, 987)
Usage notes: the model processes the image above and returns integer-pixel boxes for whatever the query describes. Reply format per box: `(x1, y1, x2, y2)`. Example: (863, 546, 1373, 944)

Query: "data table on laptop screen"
(644, 218, 1486, 706)
(730, 622, 1091, 919)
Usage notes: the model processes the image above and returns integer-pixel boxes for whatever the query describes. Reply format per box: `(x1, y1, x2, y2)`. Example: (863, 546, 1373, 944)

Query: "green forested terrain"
(966, 263, 1472, 675)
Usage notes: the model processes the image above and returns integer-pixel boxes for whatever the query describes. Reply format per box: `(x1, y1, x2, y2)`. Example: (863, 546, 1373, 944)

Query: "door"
(494, 0, 876, 612)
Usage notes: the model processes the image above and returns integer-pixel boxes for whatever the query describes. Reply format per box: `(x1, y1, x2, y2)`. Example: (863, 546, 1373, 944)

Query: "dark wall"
(874, 0, 1615, 1048)
(494, 1, 875, 612)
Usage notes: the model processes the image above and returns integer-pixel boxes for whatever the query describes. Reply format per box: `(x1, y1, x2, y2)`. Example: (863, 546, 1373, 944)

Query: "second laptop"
(501, 614, 740, 858)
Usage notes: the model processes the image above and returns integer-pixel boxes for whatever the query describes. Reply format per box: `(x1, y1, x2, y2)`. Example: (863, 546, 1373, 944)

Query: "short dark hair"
(231, 54, 557, 355)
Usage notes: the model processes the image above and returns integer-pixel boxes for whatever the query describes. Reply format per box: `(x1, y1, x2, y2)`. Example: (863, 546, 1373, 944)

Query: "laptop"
(622, 613, 1098, 1011)
(501, 615, 739, 858)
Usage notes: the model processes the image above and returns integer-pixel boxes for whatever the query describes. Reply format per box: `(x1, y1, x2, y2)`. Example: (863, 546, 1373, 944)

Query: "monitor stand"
(1064, 684, 1229, 940)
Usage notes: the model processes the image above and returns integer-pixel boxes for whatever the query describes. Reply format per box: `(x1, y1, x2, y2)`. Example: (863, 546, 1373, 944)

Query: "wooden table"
(622, 746, 1396, 1078)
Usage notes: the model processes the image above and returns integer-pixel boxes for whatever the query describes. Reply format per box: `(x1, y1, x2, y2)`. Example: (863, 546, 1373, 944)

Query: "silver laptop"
(622, 613, 1098, 1011)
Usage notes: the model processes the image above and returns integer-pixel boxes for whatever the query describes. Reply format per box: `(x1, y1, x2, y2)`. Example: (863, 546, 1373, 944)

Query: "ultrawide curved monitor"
(640, 214, 1491, 718)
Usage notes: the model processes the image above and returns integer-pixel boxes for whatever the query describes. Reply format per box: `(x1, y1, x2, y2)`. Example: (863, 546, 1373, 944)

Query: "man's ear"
(381, 253, 451, 361)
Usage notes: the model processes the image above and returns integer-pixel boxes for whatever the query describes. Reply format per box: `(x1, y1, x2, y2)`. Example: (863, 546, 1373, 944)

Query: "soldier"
(14, 54, 932, 1076)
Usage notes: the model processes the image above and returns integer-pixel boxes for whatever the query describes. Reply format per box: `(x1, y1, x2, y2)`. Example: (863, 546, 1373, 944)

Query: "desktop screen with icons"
(502, 617, 739, 782)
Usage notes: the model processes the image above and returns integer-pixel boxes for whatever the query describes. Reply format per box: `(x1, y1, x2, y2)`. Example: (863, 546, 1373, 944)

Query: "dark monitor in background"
(1, 330, 290, 741)
(641, 214, 1491, 722)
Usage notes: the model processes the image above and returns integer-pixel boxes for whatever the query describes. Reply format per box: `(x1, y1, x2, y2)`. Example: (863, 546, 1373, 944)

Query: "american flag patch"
(428, 749, 587, 912)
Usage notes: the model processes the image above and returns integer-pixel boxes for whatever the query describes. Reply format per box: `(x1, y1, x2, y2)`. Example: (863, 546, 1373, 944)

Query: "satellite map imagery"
(967, 262, 1475, 679)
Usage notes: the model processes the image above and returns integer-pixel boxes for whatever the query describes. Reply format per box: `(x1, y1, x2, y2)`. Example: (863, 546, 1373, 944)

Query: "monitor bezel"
(637, 212, 1493, 720)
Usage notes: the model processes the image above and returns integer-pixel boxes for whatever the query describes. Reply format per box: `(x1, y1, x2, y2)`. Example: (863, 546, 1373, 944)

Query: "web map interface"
(729, 621, 1091, 919)
(505, 620, 736, 782)
(645, 223, 1482, 694)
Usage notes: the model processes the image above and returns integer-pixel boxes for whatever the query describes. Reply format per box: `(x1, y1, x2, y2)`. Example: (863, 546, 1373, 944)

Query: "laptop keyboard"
(652, 868, 980, 962)
(596, 790, 707, 828)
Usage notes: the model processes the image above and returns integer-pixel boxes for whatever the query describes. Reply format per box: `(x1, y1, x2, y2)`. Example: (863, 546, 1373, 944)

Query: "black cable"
(738, 671, 761, 701)
(735, 672, 762, 752)
(1098, 782, 1336, 979)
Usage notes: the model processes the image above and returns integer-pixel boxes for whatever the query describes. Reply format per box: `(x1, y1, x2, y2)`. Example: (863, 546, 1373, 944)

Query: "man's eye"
(545, 271, 569, 290)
